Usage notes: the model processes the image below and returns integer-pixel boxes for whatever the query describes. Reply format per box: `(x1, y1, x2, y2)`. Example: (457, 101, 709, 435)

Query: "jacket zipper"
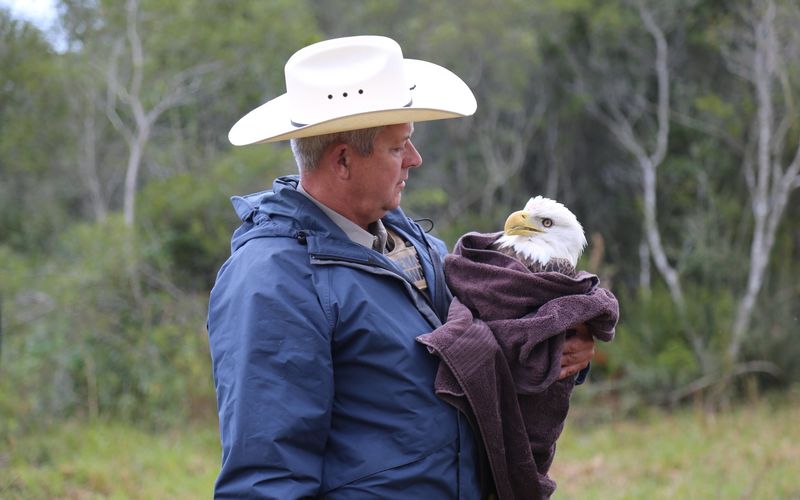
(310, 252, 440, 314)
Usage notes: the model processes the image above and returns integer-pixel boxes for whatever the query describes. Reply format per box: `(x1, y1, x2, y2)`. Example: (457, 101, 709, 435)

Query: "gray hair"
(290, 126, 384, 172)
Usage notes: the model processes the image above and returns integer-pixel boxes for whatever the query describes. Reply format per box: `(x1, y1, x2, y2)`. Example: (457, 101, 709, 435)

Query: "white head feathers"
(495, 196, 587, 268)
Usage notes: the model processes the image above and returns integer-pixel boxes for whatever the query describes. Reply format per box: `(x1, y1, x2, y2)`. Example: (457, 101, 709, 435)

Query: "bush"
(137, 143, 294, 291)
(600, 285, 738, 408)
(0, 218, 215, 437)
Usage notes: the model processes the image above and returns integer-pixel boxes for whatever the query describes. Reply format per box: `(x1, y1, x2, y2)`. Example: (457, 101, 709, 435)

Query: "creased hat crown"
(286, 36, 412, 126)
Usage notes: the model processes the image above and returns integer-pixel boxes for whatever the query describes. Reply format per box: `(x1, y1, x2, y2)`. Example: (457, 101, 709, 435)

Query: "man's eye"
(542, 218, 553, 228)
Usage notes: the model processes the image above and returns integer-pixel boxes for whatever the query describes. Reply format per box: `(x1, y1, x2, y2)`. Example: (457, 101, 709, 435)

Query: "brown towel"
(417, 232, 618, 499)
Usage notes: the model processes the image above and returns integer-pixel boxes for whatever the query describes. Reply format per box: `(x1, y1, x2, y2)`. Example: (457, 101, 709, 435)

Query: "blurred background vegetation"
(1, 0, 799, 497)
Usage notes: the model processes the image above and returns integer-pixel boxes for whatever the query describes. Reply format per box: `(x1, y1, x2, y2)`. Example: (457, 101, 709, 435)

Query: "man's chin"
(385, 196, 402, 212)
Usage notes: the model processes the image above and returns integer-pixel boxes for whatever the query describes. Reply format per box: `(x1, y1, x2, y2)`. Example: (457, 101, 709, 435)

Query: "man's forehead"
(381, 122, 414, 138)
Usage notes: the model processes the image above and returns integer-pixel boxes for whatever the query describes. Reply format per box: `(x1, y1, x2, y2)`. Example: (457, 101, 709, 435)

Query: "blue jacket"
(208, 176, 481, 499)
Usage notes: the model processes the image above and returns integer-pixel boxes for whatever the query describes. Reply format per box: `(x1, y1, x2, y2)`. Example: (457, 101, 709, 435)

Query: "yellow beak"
(503, 210, 541, 236)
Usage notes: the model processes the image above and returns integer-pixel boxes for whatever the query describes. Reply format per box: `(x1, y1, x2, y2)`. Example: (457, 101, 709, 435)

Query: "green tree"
(0, 11, 73, 252)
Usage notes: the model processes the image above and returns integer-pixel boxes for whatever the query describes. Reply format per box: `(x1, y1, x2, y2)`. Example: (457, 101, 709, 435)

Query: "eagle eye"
(542, 218, 553, 228)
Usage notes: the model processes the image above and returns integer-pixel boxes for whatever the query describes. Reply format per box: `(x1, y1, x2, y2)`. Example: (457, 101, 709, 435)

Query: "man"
(208, 35, 595, 499)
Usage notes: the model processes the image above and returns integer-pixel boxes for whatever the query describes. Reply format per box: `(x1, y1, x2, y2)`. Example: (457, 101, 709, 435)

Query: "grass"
(1, 421, 219, 499)
(550, 396, 800, 499)
(1, 397, 799, 499)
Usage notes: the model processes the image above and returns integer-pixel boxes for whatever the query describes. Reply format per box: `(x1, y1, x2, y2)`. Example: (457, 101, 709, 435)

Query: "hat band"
(289, 99, 415, 128)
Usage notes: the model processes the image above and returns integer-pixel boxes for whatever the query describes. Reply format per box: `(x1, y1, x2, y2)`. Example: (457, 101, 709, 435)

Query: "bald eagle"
(491, 196, 587, 277)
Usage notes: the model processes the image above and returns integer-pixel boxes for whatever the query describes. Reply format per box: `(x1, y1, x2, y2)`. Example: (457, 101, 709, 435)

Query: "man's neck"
(297, 181, 382, 249)
(300, 178, 376, 230)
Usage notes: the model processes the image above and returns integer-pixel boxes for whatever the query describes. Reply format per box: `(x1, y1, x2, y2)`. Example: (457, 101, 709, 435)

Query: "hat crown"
(285, 36, 412, 126)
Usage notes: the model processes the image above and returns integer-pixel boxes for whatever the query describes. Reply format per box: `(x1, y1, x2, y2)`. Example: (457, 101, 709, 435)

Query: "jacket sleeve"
(208, 241, 333, 499)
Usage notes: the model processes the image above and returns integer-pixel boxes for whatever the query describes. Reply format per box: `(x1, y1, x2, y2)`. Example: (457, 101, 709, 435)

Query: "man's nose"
(405, 141, 422, 168)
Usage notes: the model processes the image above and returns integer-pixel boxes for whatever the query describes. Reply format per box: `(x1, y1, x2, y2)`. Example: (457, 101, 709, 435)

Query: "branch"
(771, 59, 795, 158)
(126, 0, 143, 101)
(103, 38, 134, 145)
(669, 108, 744, 155)
(563, 22, 653, 167)
(668, 360, 782, 404)
(147, 61, 223, 124)
(639, 3, 670, 167)
(604, 116, 650, 165)
(742, 123, 757, 194)
(772, 137, 800, 211)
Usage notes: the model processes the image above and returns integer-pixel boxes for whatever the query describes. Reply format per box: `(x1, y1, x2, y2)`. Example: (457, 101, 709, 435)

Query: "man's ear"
(326, 143, 351, 180)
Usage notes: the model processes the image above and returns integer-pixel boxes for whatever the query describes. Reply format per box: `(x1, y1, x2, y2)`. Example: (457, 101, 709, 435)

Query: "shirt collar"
(297, 182, 384, 250)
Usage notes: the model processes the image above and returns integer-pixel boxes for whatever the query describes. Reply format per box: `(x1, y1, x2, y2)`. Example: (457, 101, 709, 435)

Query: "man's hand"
(560, 323, 595, 380)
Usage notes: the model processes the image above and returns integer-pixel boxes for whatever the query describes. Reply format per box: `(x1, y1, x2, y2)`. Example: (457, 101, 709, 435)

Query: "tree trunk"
(123, 128, 149, 226)
(728, 0, 800, 362)
(80, 99, 108, 222)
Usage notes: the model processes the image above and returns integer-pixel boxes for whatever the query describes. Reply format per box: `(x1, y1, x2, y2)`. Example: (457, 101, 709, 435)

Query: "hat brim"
(228, 59, 477, 146)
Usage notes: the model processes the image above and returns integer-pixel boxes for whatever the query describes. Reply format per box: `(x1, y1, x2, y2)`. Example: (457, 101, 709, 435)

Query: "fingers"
(562, 325, 594, 354)
(559, 323, 595, 380)
(559, 350, 593, 379)
(561, 345, 594, 369)
(559, 367, 581, 380)
(573, 322, 590, 336)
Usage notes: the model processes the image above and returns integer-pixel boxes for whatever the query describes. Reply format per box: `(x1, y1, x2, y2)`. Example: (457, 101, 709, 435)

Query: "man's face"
(346, 123, 422, 225)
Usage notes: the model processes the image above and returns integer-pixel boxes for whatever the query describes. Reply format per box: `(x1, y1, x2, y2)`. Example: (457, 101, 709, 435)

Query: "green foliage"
(0, 218, 215, 434)
(138, 172, 235, 291)
(138, 143, 294, 290)
(693, 93, 736, 122)
(0, 14, 60, 176)
(0, 12, 74, 252)
(741, 244, 800, 386)
(605, 285, 737, 407)
(608, 288, 698, 395)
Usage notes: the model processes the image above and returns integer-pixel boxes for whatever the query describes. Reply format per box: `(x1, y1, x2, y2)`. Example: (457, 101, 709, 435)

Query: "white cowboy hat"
(228, 35, 477, 146)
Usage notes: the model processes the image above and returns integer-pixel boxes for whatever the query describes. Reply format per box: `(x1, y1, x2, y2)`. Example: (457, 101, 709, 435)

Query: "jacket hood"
(230, 175, 336, 253)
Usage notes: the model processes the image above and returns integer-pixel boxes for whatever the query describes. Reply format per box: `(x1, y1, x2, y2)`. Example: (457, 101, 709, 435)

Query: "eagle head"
(494, 195, 587, 270)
